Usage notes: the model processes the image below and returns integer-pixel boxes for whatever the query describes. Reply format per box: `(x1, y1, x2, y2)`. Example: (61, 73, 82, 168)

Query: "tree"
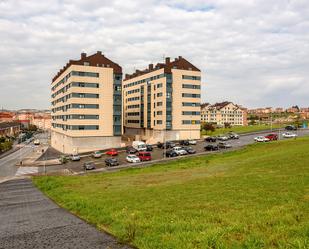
(201, 122, 215, 134)
(224, 122, 231, 129)
(28, 124, 38, 132)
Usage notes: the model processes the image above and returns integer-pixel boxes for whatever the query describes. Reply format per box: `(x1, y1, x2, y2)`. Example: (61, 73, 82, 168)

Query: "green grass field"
(201, 124, 287, 136)
(34, 138, 309, 249)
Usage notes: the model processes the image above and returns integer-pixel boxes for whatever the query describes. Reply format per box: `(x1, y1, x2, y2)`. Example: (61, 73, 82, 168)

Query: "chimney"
(178, 56, 182, 59)
(165, 57, 170, 64)
(175, 57, 178, 61)
(125, 74, 129, 78)
(81, 52, 87, 59)
(97, 51, 102, 55)
(149, 64, 153, 70)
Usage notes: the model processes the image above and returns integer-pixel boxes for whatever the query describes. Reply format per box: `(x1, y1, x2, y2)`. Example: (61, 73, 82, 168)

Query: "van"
(137, 151, 152, 161)
(132, 141, 147, 151)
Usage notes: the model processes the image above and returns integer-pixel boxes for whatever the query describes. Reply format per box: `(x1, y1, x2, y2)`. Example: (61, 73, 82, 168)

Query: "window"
(157, 120, 163, 125)
(157, 83, 163, 88)
(157, 102, 163, 106)
(182, 93, 200, 98)
(71, 125, 99, 130)
(182, 120, 201, 125)
(182, 111, 201, 115)
(157, 111, 163, 115)
(182, 84, 201, 89)
(157, 92, 163, 97)
(182, 102, 200, 107)
(182, 75, 201, 80)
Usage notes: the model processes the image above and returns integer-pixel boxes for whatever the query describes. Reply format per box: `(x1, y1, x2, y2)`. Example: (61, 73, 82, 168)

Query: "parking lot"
(43, 129, 309, 175)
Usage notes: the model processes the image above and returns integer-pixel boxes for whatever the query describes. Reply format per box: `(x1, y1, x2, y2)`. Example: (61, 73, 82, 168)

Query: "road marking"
(15, 167, 39, 177)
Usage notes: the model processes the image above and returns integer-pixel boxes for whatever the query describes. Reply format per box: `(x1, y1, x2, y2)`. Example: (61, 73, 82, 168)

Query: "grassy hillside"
(34, 137, 309, 249)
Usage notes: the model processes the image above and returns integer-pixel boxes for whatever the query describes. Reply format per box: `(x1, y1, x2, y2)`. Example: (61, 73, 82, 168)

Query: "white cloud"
(0, 0, 308, 109)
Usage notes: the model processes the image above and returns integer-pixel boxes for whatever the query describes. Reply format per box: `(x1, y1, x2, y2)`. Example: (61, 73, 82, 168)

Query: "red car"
(265, 133, 278, 141)
(106, 149, 118, 156)
(137, 151, 152, 161)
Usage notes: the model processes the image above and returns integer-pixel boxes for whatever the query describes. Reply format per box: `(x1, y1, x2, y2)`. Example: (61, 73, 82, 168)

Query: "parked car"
(254, 136, 270, 142)
(105, 158, 119, 167)
(92, 151, 103, 158)
(205, 136, 217, 142)
(70, 154, 81, 161)
(126, 146, 138, 154)
(137, 151, 152, 161)
(183, 147, 196, 154)
(126, 155, 141, 163)
(173, 146, 188, 156)
(227, 132, 239, 139)
(283, 132, 297, 138)
(204, 144, 219, 151)
(164, 150, 178, 157)
(146, 144, 153, 151)
(285, 125, 297, 131)
(265, 133, 278, 141)
(157, 141, 176, 149)
(179, 140, 190, 146)
(132, 141, 147, 151)
(106, 149, 118, 156)
(217, 142, 232, 149)
(217, 134, 229, 141)
(33, 139, 40, 145)
(188, 140, 197, 145)
(83, 161, 96, 170)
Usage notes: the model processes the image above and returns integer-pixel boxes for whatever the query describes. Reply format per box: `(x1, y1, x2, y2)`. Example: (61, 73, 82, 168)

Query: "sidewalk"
(17, 145, 61, 167)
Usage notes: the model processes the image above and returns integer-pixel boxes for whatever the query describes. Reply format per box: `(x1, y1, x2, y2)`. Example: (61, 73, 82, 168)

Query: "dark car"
(164, 150, 178, 157)
(146, 144, 153, 151)
(204, 144, 219, 151)
(285, 125, 297, 131)
(217, 142, 232, 149)
(265, 133, 278, 141)
(205, 136, 217, 142)
(83, 162, 96, 170)
(105, 158, 119, 167)
(227, 132, 239, 139)
(157, 141, 176, 149)
(126, 146, 138, 154)
(179, 140, 190, 146)
(183, 147, 196, 154)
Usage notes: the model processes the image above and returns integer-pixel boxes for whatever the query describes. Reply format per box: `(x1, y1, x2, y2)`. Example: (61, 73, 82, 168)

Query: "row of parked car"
(254, 132, 297, 142)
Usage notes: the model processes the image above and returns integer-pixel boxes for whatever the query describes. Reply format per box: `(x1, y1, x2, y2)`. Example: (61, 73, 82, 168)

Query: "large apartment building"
(123, 56, 201, 143)
(51, 51, 122, 154)
(201, 102, 248, 126)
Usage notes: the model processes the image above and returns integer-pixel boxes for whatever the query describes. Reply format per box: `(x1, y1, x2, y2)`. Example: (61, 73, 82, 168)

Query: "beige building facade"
(201, 102, 248, 126)
(51, 51, 122, 154)
(123, 56, 201, 143)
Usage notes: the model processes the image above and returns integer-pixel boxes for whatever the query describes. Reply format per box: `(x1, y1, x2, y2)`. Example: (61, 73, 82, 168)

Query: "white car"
(92, 151, 103, 158)
(254, 136, 270, 142)
(173, 146, 188, 156)
(283, 132, 297, 138)
(70, 154, 80, 161)
(188, 140, 197, 145)
(217, 135, 229, 141)
(126, 155, 141, 163)
(33, 139, 40, 145)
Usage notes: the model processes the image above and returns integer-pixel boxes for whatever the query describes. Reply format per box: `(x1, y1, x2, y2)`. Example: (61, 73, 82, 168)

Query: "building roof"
(0, 122, 20, 130)
(53, 51, 122, 82)
(124, 56, 200, 81)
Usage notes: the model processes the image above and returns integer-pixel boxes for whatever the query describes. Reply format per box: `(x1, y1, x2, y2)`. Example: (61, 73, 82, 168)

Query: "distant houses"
(201, 101, 248, 126)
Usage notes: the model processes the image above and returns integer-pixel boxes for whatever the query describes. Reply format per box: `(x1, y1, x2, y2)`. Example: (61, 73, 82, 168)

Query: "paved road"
(0, 133, 48, 179)
(0, 178, 131, 249)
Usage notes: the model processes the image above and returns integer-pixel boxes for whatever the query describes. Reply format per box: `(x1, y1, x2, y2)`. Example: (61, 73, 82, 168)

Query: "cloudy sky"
(0, 0, 308, 110)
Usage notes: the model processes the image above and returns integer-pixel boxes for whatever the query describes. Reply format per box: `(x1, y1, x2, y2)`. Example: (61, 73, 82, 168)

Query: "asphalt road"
(0, 133, 48, 180)
(0, 178, 131, 249)
(47, 129, 309, 174)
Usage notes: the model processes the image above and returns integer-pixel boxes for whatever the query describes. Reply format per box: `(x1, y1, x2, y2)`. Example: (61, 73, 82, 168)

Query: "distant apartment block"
(201, 102, 248, 126)
(51, 51, 122, 154)
(0, 122, 20, 137)
(123, 56, 201, 143)
(0, 112, 14, 123)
